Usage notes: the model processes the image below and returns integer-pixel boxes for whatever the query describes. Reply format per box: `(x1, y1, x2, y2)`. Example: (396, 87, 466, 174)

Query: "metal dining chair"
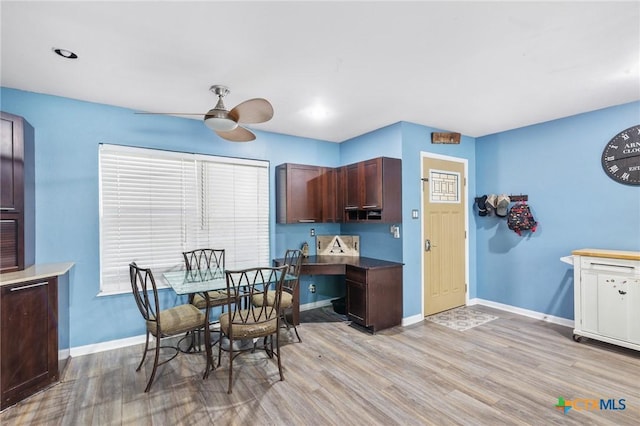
(252, 249, 303, 342)
(183, 248, 230, 310)
(218, 265, 288, 394)
(129, 262, 206, 392)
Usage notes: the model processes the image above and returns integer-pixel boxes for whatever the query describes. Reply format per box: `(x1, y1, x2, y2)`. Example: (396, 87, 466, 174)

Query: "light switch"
(412, 209, 419, 219)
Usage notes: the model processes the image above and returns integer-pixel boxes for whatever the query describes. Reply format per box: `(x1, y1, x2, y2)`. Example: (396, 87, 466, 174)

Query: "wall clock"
(601, 125, 640, 186)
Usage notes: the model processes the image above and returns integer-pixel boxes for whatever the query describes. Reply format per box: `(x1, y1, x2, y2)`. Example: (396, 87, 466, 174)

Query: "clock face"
(601, 125, 640, 186)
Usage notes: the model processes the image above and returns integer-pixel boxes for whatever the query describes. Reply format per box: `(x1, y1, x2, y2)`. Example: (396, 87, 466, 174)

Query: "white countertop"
(0, 262, 75, 286)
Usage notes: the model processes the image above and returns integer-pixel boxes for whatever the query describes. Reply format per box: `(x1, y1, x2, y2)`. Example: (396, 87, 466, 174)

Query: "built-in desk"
(274, 255, 403, 333)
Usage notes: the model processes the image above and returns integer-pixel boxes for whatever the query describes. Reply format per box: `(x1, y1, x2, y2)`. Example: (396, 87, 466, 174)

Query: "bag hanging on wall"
(507, 202, 538, 236)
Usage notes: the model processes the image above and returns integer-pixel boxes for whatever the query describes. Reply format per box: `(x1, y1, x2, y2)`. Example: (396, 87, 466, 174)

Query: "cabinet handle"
(10, 281, 49, 291)
(362, 205, 379, 209)
(344, 206, 358, 210)
(297, 219, 316, 223)
(590, 262, 634, 270)
(1, 207, 16, 211)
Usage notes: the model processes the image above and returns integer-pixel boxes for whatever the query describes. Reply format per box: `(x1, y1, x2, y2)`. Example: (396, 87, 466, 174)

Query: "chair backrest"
(129, 262, 161, 331)
(183, 249, 225, 270)
(224, 265, 288, 326)
(282, 249, 303, 293)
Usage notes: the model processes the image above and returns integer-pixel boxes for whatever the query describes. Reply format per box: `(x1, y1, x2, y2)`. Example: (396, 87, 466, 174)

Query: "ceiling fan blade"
(135, 112, 204, 116)
(229, 98, 274, 124)
(215, 125, 256, 142)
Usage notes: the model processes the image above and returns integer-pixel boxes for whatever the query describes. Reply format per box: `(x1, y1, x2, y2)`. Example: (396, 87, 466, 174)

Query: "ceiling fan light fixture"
(204, 109, 238, 132)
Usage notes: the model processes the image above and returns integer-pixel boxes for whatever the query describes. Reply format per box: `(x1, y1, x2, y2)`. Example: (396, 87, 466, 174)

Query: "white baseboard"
(469, 298, 574, 328)
(70, 299, 336, 357)
(402, 313, 424, 327)
(300, 299, 333, 311)
(72, 298, 571, 358)
(70, 334, 149, 357)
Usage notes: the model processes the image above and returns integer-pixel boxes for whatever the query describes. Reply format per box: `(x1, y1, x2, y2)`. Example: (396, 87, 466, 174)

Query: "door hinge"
(464, 230, 467, 239)
(464, 177, 467, 186)
(465, 284, 468, 293)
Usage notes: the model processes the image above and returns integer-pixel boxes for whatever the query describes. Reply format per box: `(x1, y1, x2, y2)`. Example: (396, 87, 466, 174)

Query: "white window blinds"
(99, 144, 270, 295)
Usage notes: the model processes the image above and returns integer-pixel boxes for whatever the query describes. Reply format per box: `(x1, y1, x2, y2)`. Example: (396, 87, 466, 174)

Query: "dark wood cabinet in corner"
(1, 111, 35, 273)
(343, 157, 402, 223)
(1, 277, 59, 410)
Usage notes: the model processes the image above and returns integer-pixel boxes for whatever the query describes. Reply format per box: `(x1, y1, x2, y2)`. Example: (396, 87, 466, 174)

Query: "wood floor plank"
(2, 305, 639, 425)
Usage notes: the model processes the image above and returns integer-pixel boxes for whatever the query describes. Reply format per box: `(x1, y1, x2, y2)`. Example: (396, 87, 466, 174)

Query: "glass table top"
(163, 268, 295, 295)
(163, 268, 227, 295)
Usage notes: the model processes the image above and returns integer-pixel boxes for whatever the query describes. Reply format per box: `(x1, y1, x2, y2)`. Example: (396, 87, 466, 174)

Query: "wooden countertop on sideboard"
(571, 249, 640, 261)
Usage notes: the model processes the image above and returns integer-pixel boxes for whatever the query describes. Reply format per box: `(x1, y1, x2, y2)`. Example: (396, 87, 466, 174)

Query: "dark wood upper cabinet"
(343, 157, 402, 223)
(1, 111, 35, 273)
(362, 158, 383, 208)
(344, 163, 361, 210)
(276, 157, 401, 224)
(276, 163, 322, 223)
(320, 167, 341, 223)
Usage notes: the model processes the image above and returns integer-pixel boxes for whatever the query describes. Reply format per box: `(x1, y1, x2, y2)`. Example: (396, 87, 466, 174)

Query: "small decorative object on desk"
(301, 242, 309, 257)
(316, 235, 360, 256)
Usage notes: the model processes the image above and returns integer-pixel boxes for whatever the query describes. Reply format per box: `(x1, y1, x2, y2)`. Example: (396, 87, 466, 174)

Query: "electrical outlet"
(310, 228, 315, 236)
(308, 284, 316, 293)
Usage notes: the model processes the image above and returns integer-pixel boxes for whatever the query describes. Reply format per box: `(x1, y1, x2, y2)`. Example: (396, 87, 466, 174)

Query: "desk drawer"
(345, 265, 366, 284)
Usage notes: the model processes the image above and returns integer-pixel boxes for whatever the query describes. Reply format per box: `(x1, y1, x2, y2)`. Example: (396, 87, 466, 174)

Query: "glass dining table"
(163, 268, 227, 377)
(162, 267, 294, 379)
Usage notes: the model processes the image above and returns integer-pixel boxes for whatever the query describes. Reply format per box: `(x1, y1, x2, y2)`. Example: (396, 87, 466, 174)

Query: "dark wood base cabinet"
(1, 277, 58, 410)
(0, 263, 72, 412)
(346, 264, 403, 333)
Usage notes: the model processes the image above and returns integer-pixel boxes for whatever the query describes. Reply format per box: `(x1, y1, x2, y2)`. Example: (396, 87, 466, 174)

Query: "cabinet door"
(597, 274, 629, 341)
(0, 114, 22, 211)
(276, 164, 322, 223)
(362, 158, 383, 209)
(0, 216, 20, 271)
(580, 270, 599, 333)
(344, 163, 360, 209)
(629, 278, 640, 344)
(335, 166, 345, 222)
(346, 279, 367, 324)
(1, 278, 58, 410)
(320, 167, 337, 222)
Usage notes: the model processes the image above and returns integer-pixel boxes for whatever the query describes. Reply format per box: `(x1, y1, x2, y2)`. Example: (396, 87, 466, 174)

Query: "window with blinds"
(99, 144, 270, 295)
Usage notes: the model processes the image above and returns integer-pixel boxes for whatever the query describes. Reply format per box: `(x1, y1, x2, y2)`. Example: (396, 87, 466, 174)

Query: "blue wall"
(0, 87, 341, 346)
(3, 85, 637, 348)
(475, 101, 640, 320)
(399, 122, 478, 317)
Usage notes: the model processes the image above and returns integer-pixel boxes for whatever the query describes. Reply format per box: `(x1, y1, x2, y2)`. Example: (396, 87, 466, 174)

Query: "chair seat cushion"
(219, 309, 278, 339)
(147, 304, 205, 337)
(251, 290, 293, 309)
(192, 290, 233, 309)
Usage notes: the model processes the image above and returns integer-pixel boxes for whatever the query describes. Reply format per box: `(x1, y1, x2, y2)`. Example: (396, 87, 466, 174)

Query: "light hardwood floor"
(2, 305, 639, 425)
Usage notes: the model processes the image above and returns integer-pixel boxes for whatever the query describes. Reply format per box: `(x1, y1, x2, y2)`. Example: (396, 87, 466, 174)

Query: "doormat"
(426, 306, 498, 331)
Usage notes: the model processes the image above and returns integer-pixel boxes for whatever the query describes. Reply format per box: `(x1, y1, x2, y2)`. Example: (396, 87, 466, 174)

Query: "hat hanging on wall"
(495, 194, 511, 217)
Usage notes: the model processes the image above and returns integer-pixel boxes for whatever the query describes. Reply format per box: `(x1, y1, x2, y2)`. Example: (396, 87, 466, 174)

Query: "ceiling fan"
(136, 85, 274, 142)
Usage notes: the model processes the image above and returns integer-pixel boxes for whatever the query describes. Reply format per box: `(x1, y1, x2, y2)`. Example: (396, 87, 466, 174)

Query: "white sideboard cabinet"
(571, 249, 640, 351)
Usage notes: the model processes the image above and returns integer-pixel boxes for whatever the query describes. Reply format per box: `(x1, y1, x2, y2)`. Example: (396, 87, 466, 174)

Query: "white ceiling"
(2, 1, 639, 142)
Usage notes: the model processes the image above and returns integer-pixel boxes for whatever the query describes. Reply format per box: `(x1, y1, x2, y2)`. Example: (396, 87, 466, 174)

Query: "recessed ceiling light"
(53, 48, 78, 59)
(304, 104, 331, 121)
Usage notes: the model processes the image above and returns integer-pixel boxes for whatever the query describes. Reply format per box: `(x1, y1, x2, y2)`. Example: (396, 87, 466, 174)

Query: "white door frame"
(420, 151, 469, 317)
